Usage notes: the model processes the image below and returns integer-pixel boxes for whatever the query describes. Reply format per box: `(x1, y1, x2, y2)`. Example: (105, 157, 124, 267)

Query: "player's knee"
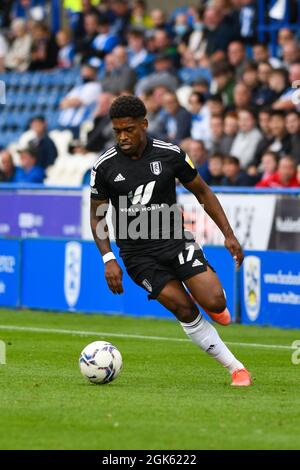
(174, 302, 199, 323)
(206, 291, 226, 313)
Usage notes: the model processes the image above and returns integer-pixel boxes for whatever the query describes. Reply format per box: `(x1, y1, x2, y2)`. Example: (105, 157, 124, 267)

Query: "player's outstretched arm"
(90, 198, 124, 294)
(183, 174, 244, 268)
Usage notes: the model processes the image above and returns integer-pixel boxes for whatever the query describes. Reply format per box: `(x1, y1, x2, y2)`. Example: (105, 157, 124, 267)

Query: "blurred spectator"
(59, 63, 101, 132)
(153, 28, 178, 65)
(207, 152, 224, 186)
(86, 92, 115, 152)
(26, 116, 58, 169)
(75, 11, 100, 58)
(172, 13, 192, 48)
(188, 91, 211, 147)
(232, 81, 252, 111)
(252, 62, 276, 108)
(127, 28, 153, 79)
(135, 53, 178, 96)
(185, 7, 205, 58)
(109, 0, 132, 42)
(211, 60, 235, 107)
(286, 110, 300, 164)
(206, 94, 224, 116)
(277, 28, 295, 59)
(130, 1, 153, 29)
(68, 0, 101, 43)
(13, 147, 45, 183)
(221, 155, 256, 186)
(150, 9, 171, 34)
(241, 62, 269, 108)
(0, 150, 16, 182)
(157, 91, 191, 144)
(5, 18, 32, 71)
(56, 29, 75, 69)
(253, 110, 291, 166)
(90, 16, 120, 60)
(254, 151, 278, 185)
(273, 62, 300, 111)
(268, 68, 288, 102)
(268, 110, 291, 155)
(142, 88, 163, 138)
(230, 108, 262, 168)
(102, 46, 137, 94)
(0, 33, 8, 72)
(227, 41, 247, 79)
(222, 111, 238, 154)
(202, 6, 234, 58)
(209, 114, 228, 155)
(252, 42, 281, 68)
(254, 108, 272, 163)
(281, 40, 300, 69)
(29, 21, 58, 70)
(256, 155, 299, 188)
(187, 139, 208, 169)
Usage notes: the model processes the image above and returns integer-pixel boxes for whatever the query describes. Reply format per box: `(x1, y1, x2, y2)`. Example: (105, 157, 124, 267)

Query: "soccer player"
(90, 96, 252, 387)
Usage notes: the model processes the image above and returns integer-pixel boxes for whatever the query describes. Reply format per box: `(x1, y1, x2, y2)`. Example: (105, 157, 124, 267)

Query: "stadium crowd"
(0, 0, 300, 187)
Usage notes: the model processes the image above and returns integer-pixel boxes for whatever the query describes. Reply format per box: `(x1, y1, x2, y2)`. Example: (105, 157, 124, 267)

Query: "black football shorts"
(122, 240, 214, 299)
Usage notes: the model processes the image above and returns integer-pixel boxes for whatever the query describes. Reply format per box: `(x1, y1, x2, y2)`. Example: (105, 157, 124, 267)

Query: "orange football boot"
(231, 368, 252, 387)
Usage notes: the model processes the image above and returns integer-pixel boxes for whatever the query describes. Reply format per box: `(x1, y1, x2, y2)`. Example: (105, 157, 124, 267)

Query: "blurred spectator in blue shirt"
(127, 28, 153, 79)
(109, 0, 132, 42)
(13, 147, 45, 183)
(157, 91, 191, 144)
(221, 155, 256, 186)
(56, 29, 75, 69)
(91, 16, 120, 59)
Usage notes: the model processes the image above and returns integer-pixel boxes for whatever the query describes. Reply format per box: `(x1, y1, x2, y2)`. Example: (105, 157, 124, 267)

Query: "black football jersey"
(90, 137, 197, 256)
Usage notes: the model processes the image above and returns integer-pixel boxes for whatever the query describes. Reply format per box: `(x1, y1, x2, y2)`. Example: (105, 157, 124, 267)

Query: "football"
(79, 341, 123, 384)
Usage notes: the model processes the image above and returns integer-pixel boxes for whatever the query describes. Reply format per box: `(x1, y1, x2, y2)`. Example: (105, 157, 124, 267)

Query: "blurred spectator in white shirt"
(230, 108, 262, 169)
(59, 63, 101, 132)
(5, 18, 32, 71)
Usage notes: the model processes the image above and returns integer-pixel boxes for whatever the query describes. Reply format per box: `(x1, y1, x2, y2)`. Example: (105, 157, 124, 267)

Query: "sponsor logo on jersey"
(64, 242, 82, 308)
(128, 181, 156, 205)
(142, 279, 152, 292)
(244, 255, 261, 321)
(192, 259, 203, 267)
(185, 154, 195, 169)
(150, 161, 162, 176)
(114, 173, 126, 182)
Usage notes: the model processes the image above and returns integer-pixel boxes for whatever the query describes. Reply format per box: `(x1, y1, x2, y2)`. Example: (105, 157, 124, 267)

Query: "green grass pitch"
(0, 309, 300, 450)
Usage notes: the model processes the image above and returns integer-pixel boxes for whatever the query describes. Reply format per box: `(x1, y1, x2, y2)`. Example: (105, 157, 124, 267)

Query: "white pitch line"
(0, 325, 294, 350)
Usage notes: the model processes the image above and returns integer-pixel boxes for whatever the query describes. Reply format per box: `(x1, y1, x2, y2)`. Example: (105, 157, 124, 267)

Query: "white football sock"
(180, 314, 244, 373)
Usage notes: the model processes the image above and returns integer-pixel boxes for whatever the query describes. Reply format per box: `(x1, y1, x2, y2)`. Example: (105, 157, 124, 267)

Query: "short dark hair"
(224, 155, 240, 166)
(270, 109, 286, 119)
(109, 95, 147, 119)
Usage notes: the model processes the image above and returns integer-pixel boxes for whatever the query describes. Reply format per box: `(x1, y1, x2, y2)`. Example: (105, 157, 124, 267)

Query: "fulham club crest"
(150, 161, 162, 175)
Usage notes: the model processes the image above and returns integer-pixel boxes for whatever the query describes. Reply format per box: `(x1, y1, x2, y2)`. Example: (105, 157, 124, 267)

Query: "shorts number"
(178, 245, 195, 265)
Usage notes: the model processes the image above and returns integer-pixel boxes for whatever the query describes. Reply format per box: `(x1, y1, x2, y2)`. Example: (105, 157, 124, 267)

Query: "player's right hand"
(105, 260, 124, 294)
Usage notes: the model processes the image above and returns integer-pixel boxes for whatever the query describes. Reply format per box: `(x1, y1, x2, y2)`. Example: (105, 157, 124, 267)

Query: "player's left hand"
(224, 234, 244, 269)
